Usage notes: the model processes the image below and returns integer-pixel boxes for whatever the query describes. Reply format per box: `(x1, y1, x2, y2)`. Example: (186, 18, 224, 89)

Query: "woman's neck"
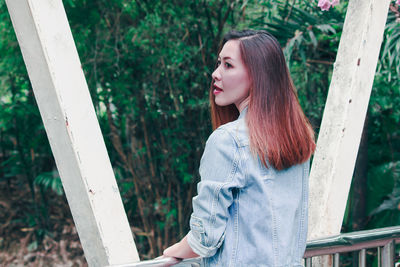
(236, 97, 250, 113)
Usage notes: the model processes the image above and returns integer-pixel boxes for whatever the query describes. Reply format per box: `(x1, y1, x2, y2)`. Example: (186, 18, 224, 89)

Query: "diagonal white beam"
(5, 0, 140, 265)
(308, 0, 391, 240)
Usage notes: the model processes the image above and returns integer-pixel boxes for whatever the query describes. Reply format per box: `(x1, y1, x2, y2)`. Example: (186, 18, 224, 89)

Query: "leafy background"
(0, 0, 399, 265)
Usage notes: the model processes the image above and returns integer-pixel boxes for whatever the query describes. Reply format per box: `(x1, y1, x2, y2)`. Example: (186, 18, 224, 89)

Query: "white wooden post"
(308, 0, 391, 241)
(5, 0, 140, 266)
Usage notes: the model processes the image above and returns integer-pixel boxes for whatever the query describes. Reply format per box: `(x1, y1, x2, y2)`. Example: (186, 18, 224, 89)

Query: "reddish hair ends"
(210, 30, 315, 170)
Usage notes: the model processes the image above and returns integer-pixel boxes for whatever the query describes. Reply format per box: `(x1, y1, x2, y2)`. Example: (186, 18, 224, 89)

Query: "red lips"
(213, 84, 223, 95)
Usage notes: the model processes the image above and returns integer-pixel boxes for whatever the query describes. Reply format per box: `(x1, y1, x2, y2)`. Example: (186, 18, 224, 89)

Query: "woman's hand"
(163, 235, 200, 259)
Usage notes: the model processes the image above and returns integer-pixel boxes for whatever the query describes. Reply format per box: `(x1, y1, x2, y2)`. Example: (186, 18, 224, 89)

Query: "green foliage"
(366, 44, 400, 229)
(34, 171, 63, 196)
(379, 9, 400, 78)
(364, 9, 400, 227)
(369, 162, 400, 216)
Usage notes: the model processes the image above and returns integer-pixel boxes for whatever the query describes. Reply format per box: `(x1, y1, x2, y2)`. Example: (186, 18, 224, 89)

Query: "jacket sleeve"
(187, 128, 241, 257)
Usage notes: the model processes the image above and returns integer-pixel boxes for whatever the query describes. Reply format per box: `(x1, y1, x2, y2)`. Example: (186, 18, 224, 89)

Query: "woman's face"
(212, 40, 251, 110)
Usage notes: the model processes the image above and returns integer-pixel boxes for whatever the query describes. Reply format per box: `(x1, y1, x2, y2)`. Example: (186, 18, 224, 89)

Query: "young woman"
(163, 30, 315, 266)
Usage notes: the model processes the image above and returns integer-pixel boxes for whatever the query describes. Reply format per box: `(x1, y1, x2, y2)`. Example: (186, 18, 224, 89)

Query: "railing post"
(359, 249, 366, 267)
(333, 253, 340, 267)
(382, 240, 395, 267)
(305, 257, 312, 267)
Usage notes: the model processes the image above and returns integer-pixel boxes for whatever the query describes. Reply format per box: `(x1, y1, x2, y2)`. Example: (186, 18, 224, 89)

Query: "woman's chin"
(215, 99, 231, 107)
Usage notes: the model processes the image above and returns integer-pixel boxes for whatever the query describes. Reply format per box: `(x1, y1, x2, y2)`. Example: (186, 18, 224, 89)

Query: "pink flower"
(318, 0, 332, 11)
(397, 0, 400, 5)
(331, 0, 340, 6)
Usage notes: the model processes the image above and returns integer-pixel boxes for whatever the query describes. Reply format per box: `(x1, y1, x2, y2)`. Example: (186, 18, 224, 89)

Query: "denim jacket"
(187, 108, 310, 267)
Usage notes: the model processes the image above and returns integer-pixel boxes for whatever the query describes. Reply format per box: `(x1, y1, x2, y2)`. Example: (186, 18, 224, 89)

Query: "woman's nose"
(212, 67, 221, 81)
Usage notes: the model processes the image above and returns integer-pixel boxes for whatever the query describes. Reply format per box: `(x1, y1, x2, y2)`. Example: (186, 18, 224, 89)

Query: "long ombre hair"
(210, 30, 315, 170)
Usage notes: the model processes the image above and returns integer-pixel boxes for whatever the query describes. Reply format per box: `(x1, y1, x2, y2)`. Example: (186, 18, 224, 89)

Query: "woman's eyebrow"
(218, 56, 233, 60)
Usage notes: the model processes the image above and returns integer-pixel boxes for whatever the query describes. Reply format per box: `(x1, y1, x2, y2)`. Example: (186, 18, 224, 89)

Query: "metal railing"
(111, 226, 400, 267)
(304, 226, 400, 266)
(110, 257, 201, 267)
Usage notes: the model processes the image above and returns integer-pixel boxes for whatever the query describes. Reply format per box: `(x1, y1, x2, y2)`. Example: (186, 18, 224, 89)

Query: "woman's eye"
(216, 60, 221, 66)
(225, 62, 232, 68)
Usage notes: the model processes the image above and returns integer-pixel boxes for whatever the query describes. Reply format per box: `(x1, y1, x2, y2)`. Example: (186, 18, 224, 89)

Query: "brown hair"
(210, 30, 315, 170)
